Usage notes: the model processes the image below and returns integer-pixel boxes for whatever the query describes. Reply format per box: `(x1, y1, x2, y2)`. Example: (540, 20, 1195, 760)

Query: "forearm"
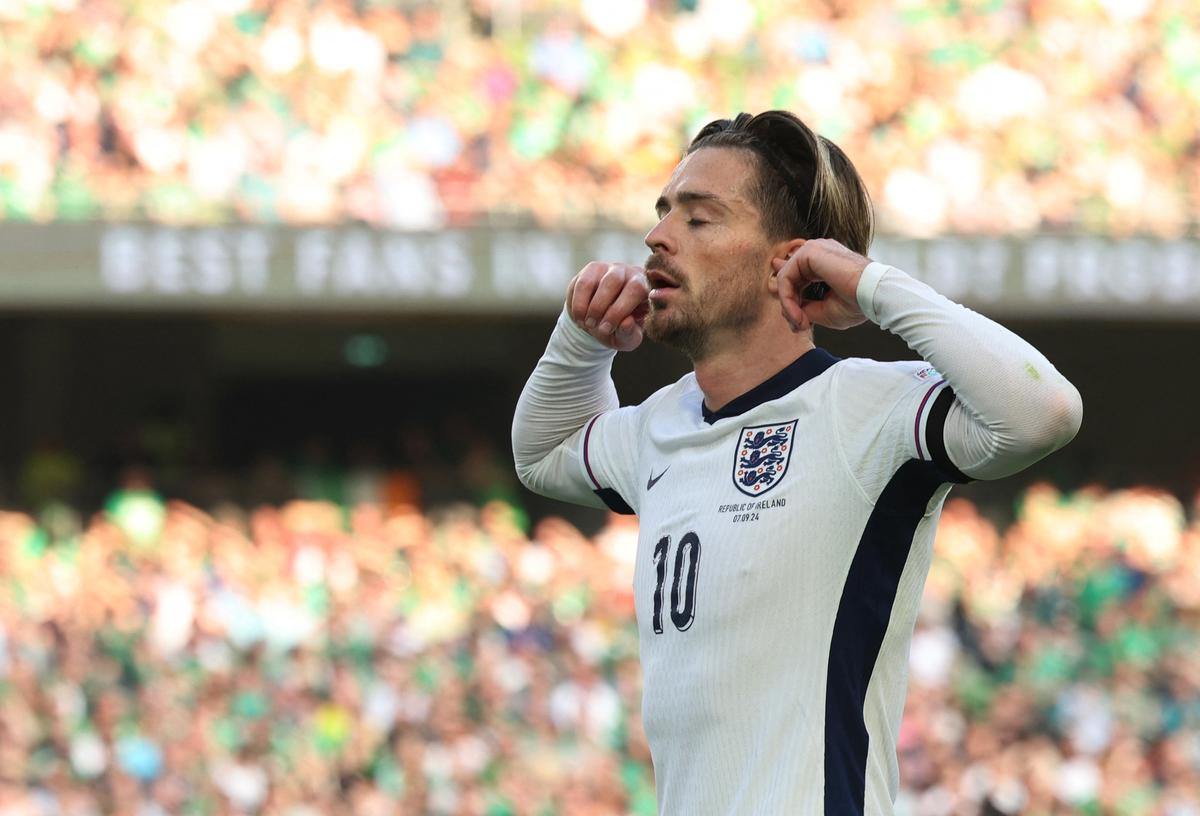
(512, 309, 619, 498)
(858, 262, 1083, 479)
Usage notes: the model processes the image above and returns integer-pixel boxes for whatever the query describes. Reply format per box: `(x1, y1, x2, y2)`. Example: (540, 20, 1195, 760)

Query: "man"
(511, 111, 1082, 815)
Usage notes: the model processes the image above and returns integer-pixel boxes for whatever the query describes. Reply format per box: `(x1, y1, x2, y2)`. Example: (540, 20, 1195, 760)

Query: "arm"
(511, 309, 618, 505)
(773, 241, 1082, 481)
(855, 261, 1081, 480)
(512, 262, 650, 505)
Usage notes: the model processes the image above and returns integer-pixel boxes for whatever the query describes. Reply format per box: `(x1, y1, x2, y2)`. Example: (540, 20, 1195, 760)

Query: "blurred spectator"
(0, 0, 1196, 235)
(0, 483, 1199, 812)
(18, 437, 83, 509)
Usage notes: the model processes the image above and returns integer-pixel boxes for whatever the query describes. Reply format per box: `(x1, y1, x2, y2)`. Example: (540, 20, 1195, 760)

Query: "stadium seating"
(1, 1, 1195, 236)
(1, 485, 1197, 813)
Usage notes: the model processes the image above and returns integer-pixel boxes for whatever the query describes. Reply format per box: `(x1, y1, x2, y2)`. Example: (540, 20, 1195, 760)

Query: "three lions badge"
(733, 419, 798, 496)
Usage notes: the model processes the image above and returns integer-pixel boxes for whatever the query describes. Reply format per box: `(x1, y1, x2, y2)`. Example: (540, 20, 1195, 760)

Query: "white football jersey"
(515, 262, 1081, 815)
(577, 349, 969, 815)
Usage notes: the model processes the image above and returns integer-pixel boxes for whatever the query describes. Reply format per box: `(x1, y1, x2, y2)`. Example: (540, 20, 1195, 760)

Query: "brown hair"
(688, 111, 874, 255)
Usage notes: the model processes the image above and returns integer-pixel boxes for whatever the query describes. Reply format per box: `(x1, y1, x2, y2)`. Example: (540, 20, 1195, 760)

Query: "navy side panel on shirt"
(593, 487, 635, 515)
(823, 459, 947, 815)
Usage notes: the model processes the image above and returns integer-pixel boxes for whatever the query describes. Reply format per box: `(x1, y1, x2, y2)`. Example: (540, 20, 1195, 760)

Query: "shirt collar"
(701, 348, 841, 424)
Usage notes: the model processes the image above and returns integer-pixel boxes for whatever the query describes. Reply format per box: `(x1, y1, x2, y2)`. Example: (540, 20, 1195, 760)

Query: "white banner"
(0, 223, 1197, 317)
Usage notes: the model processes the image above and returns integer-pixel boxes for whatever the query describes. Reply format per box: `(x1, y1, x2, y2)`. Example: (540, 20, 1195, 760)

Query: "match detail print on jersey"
(732, 419, 798, 497)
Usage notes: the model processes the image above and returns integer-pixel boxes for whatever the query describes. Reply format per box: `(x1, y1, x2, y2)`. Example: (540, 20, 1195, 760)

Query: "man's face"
(642, 147, 775, 361)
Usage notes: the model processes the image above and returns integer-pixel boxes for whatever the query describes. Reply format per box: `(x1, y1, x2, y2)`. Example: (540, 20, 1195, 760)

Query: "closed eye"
(687, 219, 708, 227)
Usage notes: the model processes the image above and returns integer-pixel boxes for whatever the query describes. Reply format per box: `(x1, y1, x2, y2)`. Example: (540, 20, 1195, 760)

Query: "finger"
(569, 264, 604, 323)
(613, 314, 644, 351)
(584, 266, 629, 328)
(774, 260, 805, 331)
(632, 299, 648, 327)
(598, 270, 649, 335)
(777, 250, 825, 331)
(798, 299, 828, 330)
(791, 302, 812, 333)
(801, 281, 830, 301)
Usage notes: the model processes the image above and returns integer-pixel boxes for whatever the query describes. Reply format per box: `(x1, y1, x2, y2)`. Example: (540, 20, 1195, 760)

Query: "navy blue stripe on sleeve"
(925, 387, 973, 484)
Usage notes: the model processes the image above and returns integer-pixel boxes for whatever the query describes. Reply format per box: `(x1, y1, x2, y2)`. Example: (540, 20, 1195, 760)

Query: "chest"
(631, 413, 865, 637)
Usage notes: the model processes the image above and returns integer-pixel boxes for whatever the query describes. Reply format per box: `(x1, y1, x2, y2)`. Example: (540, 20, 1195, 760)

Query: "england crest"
(733, 419, 798, 497)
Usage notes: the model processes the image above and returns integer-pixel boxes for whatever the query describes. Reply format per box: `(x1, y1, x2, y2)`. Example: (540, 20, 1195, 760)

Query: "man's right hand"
(565, 262, 650, 352)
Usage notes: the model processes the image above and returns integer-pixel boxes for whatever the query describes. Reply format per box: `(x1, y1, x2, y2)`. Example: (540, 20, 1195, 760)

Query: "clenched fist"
(565, 262, 650, 352)
(772, 239, 871, 333)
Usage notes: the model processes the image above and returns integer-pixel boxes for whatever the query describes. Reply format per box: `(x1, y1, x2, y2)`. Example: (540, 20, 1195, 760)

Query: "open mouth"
(646, 269, 680, 294)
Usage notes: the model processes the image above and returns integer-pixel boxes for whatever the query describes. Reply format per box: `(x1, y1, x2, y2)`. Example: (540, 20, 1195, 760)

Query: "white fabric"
(510, 263, 1082, 815)
(511, 310, 620, 508)
(514, 263, 1083, 500)
(855, 261, 1082, 480)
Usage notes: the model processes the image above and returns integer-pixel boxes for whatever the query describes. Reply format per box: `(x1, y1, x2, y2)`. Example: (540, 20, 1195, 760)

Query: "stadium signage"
(82, 224, 646, 309)
(0, 224, 1198, 316)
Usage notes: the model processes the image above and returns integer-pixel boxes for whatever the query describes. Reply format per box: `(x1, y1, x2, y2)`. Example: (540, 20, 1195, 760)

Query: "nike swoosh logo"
(646, 467, 669, 491)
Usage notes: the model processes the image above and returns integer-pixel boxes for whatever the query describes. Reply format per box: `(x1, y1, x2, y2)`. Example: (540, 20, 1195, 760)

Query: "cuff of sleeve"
(855, 261, 891, 324)
(556, 307, 618, 360)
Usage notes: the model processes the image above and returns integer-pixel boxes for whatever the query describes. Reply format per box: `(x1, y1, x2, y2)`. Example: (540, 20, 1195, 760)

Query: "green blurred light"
(344, 334, 388, 368)
(107, 490, 166, 549)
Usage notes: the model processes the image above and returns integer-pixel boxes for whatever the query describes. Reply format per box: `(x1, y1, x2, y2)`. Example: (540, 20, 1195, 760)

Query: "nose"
(644, 215, 675, 257)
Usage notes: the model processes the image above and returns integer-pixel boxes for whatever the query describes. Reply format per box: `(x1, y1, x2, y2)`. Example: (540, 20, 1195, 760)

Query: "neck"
(692, 315, 816, 413)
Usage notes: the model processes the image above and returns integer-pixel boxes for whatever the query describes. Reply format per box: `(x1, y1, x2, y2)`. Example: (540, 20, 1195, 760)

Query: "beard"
(644, 298, 709, 359)
(643, 257, 761, 361)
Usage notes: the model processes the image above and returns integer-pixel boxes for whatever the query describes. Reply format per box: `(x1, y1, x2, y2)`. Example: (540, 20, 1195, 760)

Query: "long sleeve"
(856, 262, 1083, 481)
(511, 308, 624, 508)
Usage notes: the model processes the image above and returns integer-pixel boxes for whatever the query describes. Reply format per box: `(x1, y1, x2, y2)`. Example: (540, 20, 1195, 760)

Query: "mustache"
(644, 254, 683, 283)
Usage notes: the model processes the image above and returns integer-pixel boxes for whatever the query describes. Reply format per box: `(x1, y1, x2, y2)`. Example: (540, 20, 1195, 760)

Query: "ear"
(767, 238, 807, 294)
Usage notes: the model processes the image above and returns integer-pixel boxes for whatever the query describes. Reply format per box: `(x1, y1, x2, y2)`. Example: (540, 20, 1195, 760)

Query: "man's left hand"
(771, 239, 871, 332)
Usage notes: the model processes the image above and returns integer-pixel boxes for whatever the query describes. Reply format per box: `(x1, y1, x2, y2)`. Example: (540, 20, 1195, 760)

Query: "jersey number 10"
(651, 532, 702, 633)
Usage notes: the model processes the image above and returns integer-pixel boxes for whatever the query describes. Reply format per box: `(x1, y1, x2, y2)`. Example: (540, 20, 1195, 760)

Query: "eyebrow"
(654, 190, 732, 218)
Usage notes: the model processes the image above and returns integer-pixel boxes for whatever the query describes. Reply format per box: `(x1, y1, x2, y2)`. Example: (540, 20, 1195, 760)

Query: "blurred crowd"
(1, 0, 1198, 236)
(0, 496, 649, 816)
(1, 483, 1199, 814)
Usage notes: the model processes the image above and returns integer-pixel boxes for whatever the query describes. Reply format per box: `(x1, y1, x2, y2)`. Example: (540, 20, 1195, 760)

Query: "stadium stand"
(0, 0, 1196, 235)
(1, 486, 1199, 814)
(3, 1, 1199, 813)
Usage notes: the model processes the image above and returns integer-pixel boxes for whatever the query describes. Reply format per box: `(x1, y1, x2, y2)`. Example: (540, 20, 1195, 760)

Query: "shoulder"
(829, 358, 949, 436)
(596, 371, 699, 440)
(636, 371, 702, 416)
(834, 357, 943, 395)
